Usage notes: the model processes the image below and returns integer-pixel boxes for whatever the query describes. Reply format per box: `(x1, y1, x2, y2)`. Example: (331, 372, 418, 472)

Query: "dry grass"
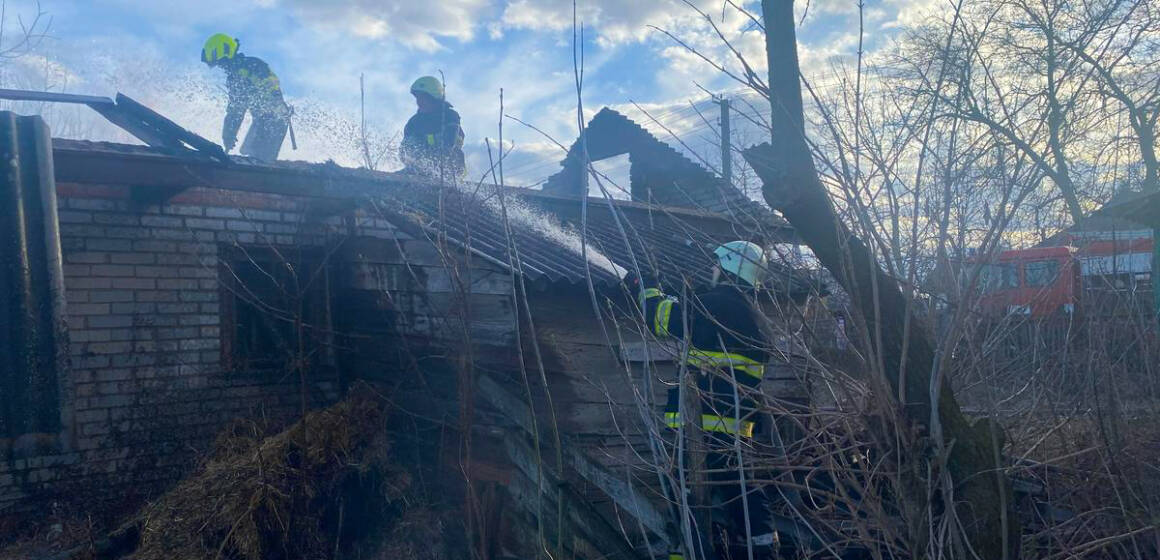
(128, 383, 434, 560)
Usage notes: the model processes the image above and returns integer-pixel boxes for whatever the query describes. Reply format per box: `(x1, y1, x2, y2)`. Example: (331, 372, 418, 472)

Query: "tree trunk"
(751, 2, 1020, 557)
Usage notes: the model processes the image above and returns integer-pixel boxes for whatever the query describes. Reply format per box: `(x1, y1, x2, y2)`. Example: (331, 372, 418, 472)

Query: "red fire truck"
(977, 238, 1154, 319)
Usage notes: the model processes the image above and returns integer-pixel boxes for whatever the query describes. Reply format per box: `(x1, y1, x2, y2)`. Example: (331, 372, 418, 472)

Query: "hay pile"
(128, 385, 446, 560)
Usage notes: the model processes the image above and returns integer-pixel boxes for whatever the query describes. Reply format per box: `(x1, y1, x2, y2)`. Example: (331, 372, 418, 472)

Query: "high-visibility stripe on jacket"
(641, 284, 767, 385)
(687, 349, 765, 381)
(664, 412, 756, 438)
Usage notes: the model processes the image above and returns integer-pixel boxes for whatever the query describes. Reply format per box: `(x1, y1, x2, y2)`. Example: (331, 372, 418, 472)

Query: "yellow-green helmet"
(201, 33, 238, 66)
(410, 76, 444, 100)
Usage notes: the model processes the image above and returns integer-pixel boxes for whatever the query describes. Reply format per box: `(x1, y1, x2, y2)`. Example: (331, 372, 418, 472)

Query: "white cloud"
(502, 0, 723, 46)
(281, 0, 493, 51)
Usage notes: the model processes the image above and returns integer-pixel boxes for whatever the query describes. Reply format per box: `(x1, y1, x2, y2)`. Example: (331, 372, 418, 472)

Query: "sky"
(0, 0, 942, 189)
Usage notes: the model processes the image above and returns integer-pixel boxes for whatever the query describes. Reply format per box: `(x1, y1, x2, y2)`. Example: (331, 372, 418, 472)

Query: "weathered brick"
(136, 290, 178, 302)
(263, 223, 296, 235)
(152, 229, 197, 241)
(199, 303, 220, 314)
(86, 238, 133, 252)
(180, 338, 219, 351)
(71, 355, 110, 369)
(66, 277, 113, 290)
(177, 242, 216, 254)
(93, 213, 140, 226)
(118, 278, 157, 290)
(63, 263, 91, 276)
(200, 326, 220, 338)
(70, 303, 110, 315)
(156, 327, 199, 339)
(96, 368, 133, 382)
(87, 341, 133, 354)
(179, 314, 218, 326)
(90, 290, 134, 303)
(69, 198, 121, 211)
(133, 240, 177, 252)
(110, 252, 157, 265)
(216, 231, 257, 244)
(57, 210, 94, 224)
(106, 329, 135, 341)
(205, 207, 244, 219)
(140, 314, 179, 327)
(66, 252, 108, 264)
(112, 354, 155, 367)
(61, 225, 105, 239)
(180, 290, 215, 302)
(90, 264, 135, 277)
(110, 302, 156, 314)
(246, 209, 281, 222)
(103, 226, 150, 239)
(134, 266, 180, 278)
(140, 215, 183, 228)
(161, 205, 204, 217)
(157, 303, 198, 314)
(88, 315, 133, 328)
(184, 218, 225, 230)
(178, 266, 216, 278)
(156, 253, 203, 266)
(70, 329, 112, 343)
(61, 237, 85, 250)
(157, 279, 199, 290)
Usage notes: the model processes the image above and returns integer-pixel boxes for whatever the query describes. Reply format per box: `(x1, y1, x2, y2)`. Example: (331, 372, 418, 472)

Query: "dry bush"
(128, 383, 436, 560)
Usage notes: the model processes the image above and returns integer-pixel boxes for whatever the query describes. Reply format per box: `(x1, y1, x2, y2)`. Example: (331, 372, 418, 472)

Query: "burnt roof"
(52, 138, 813, 295)
(543, 108, 785, 230)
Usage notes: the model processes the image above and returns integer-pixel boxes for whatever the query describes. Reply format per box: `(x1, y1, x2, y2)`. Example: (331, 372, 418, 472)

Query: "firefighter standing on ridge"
(201, 33, 292, 162)
(400, 76, 466, 179)
(631, 240, 775, 557)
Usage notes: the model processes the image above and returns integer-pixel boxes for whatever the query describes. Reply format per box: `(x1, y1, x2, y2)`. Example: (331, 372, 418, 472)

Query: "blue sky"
(0, 0, 935, 187)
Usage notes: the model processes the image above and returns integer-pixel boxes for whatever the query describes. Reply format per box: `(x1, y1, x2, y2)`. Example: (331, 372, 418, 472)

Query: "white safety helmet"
(713, 241, 766, 287)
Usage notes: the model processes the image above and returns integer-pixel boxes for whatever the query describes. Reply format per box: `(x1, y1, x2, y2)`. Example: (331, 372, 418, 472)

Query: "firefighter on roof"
(202, 33, 292, 162)
(400, 76, 466, 179)
(631, 240, 774, 556)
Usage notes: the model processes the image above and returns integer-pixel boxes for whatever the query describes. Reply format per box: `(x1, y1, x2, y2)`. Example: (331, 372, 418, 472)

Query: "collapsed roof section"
(543, 107, 785, 231)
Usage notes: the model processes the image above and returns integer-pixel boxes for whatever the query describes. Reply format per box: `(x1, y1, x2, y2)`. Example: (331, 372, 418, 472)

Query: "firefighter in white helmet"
(629, 240, 774, 558)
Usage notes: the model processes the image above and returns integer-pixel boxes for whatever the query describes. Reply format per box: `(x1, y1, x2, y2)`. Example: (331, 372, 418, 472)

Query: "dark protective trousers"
(240, 113, 288, 162)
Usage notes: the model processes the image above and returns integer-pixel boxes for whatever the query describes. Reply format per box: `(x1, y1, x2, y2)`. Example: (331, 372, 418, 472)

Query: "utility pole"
(716, 96, 732, 186)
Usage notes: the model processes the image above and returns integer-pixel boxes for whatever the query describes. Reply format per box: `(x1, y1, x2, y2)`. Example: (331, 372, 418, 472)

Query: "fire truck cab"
(978, 246, 1080, 319)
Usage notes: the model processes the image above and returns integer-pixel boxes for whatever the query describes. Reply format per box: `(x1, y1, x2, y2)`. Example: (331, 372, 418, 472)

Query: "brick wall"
(0, 183, 402, 515)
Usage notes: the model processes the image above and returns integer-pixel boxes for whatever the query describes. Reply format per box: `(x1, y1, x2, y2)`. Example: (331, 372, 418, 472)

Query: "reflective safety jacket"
(642, 284, 769, 438)
(223, 54, 288, 141)
(400, 102, 466, 178)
